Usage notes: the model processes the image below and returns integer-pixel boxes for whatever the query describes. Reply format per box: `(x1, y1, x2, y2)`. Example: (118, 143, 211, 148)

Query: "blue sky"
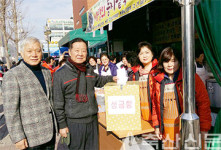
(22, 0, 73, 40)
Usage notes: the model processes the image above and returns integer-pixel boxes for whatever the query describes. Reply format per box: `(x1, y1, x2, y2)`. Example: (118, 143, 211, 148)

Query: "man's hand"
(201, 131, 208, 139)
(113, 76, 117, 82)
(15, 139, 28, 150)
(155, 127, 162, 140)
(59, 127, 69, 138)
(201, 131, 208, 150)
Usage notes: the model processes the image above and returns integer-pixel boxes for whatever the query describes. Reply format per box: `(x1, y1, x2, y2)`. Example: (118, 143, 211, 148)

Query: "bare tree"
(0, 0, 11, 68)
(9, 0, 28, 62)
(11, 0, 19, 62)
(0, 0, 29, 68)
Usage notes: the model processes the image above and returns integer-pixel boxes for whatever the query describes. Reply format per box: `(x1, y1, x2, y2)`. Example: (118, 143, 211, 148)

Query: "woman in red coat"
(131, 41, 158, 122)
(152, 47, 211, 149)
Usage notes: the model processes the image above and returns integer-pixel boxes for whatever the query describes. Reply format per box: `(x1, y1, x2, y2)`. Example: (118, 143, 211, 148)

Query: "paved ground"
(0, 91, 60, 150)
(0, 134, 17, 150)
(0, 91, 18, 150)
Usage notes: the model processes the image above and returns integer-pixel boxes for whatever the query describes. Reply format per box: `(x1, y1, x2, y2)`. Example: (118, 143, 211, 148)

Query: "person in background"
(116, 52, 129, 81)
(152, 47, 211, 149)
(59, 51, 69, 63)
(88, 56, 99, 74)
(0, 71, 2, 86)
(54, 51, 68, 72)
(54, 59, 67, 73)
(0, 61, 3, 71)
(2, 63, 8, 72)
(0, 61, 4, 86)
(42, 56, 55, 76)
(132, 41, 158, 122)
(11, 61, 17, 69)
(96, 57, 101, 66)
(116, 52, 128, 69)
(195, 50, 209, 85)
(122, 52, 129, 68)
(109, 55, 116, 64)
(53, 38, 117, 150)
(2, 37, 57, 150)
(99, 53, 117, 76)
(125, 51, 138, 81)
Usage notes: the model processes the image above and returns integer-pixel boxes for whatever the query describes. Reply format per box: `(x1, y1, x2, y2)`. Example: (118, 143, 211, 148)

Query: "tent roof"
(50, 50, 60, 56)
(58, 28, 107, 48)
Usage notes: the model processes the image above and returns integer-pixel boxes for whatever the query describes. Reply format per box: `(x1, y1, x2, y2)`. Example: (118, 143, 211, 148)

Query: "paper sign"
(108, 96, 135, 115)
(104, 81, 141, 131)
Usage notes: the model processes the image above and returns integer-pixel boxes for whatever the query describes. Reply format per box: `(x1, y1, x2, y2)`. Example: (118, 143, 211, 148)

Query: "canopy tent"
(195, 1, 221, 148)
(50, 50, 60, 57)
(58, 28, 107, 48)
(195, 0, 221, 86)
(60, 47, 69, 54)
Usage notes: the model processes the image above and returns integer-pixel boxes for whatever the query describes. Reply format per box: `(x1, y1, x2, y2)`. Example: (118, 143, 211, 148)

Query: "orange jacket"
(152, 68, 212, 132)
(131, 59, 158, 81)
(42, 62, 55, 77)
(131, 59, 158, 117)
(54, 65, 60, 72)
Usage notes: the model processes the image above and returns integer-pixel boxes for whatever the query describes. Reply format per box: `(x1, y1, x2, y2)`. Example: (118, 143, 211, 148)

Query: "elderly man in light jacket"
(2, 37, 57, 150)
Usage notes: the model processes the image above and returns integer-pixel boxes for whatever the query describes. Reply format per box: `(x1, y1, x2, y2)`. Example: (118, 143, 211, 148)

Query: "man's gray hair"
(20, 37, 42, 53)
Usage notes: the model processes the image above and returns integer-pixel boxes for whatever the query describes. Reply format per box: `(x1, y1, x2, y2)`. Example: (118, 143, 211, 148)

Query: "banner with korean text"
(86, 0, 154, 32)
(104, 81, 141, 131)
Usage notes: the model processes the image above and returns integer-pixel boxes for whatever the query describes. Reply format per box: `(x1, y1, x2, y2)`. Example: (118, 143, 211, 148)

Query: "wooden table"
(98, 113, 154, 150)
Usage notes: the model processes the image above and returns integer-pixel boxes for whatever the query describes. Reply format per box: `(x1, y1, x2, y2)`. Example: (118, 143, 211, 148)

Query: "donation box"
(104, 81, 141, 131)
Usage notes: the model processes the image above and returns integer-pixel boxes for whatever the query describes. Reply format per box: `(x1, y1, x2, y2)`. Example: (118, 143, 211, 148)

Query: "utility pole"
(174, 0, 201, 149)
(44, 27, 51, 57)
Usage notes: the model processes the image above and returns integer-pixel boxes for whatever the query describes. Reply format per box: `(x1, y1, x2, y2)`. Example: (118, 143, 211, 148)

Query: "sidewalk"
(0, 135, 17, 150)
(0, 91, 60, 150)
(0, 91, 18, 150)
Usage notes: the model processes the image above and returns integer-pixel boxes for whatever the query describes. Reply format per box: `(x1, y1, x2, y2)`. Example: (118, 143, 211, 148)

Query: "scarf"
(139, 66, 150, 76)
(68, 58, 88, 103)
(102, 65, 109, 72)
(120, 64, 128, 70)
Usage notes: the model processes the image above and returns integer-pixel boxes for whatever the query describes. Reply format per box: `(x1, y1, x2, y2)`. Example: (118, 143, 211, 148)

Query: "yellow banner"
(86, 0, 154, 32)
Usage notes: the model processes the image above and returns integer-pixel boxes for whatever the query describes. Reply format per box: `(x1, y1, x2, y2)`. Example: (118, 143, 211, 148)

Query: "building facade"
(72, 0, 98, 29)
(45, 19, 74, 53)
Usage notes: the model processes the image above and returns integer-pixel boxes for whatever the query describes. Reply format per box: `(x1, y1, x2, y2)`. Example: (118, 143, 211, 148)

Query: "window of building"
(79, 7, 85, 15)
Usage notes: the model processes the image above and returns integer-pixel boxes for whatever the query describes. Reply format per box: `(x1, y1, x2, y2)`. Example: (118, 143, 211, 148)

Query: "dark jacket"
(98, 62, 117, 76)
(53, 60, 113, 129)
(152, 68, 212, 132)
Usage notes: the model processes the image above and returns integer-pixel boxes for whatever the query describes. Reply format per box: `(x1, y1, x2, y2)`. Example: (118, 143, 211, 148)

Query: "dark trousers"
(26, 135, 56, 150)
(67, 118, 98, 150)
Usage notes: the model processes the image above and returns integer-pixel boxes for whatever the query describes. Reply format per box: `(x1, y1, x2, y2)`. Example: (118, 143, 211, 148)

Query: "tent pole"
(174, 0, 200, 149)
(107, 32, 110, 55)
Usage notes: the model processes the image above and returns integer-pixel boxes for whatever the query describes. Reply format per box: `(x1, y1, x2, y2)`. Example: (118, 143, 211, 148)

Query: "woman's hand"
(113, 76, 117, 82)
(155, 127, 162, 140)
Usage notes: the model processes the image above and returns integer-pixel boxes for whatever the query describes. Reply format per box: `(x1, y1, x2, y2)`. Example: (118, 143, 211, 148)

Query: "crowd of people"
(0, 36, 212, 150)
